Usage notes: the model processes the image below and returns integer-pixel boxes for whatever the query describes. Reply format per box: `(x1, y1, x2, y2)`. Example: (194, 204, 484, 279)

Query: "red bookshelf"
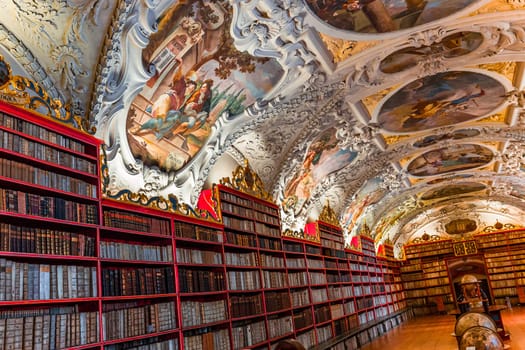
(0, 101, 414, 350)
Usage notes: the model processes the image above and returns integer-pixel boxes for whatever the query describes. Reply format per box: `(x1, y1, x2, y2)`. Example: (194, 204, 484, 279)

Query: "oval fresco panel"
(126, 2, 283, 172)
(377, 71, 506, 133)
(407, 144, 493, 177)
(304, 0, 479, 34)
(283, 128, 358, 214)
(413, 129, 480, 148)
(380, 32, 483, 73)
(420, 182, 486, 201)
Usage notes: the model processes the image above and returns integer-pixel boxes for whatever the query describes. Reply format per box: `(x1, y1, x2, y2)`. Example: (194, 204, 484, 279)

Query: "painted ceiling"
(1, 0, 525, 258)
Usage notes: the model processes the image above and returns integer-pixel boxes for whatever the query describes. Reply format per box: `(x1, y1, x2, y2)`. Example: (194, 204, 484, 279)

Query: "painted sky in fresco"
(420, 182, 486, 201)
(377, 71, 506, 133)
(407, 144, 494, 177)
(342, 177, 384, 237)
(284, 128, 357, 214)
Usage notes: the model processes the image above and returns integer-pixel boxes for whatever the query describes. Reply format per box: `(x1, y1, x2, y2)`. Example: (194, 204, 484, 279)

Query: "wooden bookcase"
(0, 101, 414, 349)
(0, 102, 102, 350)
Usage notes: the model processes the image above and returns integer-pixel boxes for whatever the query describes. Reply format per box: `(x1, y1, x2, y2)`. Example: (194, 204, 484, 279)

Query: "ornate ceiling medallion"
(376, 71, 507, 133)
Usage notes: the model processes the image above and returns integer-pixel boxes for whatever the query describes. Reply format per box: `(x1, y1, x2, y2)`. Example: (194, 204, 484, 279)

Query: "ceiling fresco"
(304, 0, 480, 33)
(1, 0, 525, 258)
(376, 70, 507, 133)
(406, 143, 495, 177)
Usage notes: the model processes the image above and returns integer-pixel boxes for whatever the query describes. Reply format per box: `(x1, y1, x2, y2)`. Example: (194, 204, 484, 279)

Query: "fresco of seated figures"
(407, 144, 494, 177)
(420, 182, 486, 201)
(380, 32, 483, 73)
(126, 2, 283, 172)
(376, 71, 506, 133)
(304, 0, 480, 33)
(413, 129, 480, 148)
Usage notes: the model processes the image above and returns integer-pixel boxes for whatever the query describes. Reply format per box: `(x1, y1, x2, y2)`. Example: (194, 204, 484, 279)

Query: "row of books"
(0, 259, 97, 300)
(174, 222, 223, 243)
(0, 308, 98, 350)
(321, 238, 345, 251)
(330, 303, 344, 319)
(356, 297, 374, 310)
(265, 291, 291, 312)
(0, 157, 97, 198)
(232, 319, 266, 349)
(105, 338, 179, 350)
(230, 294, 264, 318)
(0, 112, 87, 153)
(222, 216, 254, 233)
(261, 270, 287, 289)
(254, 211, 280, 226)
(259, 253, 285, 268)
(314, 305, 331, 323)
(102, 267, 175, 297)
(219, 191, 252, 208)
(225, 251, 258, 266)
(293, 309, 313, 330)
(0, 223, 96, 256)
(224, 231, 257, 247)
(180, 299, 228, 327)
(103, 210, 171, 235)
(267, 315, 293, 339)
(328, 286, 343, 299)
(101, 241, 173, 262)
(0, 188, 98, 223)
(311, 288, 328, 304)
(227, 270, 261, 290)
(402, 277, 449, 290)
(259, 236, 282, 250)
(102, 301, 176, 340)
(255, 222, 280, 237)
(221, 202, 253, 220)
(183, 328, 230, 350)
(291, 289, 311, 307)
(176, 247, 221, 265)
(0, 129, 96, 174)
(288, 271, 308, 287)
(252, 201, 279, 216)
(178, 268, 226, 293)
(317, 324, 332, 343)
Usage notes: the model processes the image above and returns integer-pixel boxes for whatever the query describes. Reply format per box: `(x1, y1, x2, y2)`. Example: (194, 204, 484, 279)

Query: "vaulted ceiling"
(1, 0, 525, 257)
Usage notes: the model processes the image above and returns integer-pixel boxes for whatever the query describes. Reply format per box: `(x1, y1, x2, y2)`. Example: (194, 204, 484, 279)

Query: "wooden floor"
(360, 306, 525, 350)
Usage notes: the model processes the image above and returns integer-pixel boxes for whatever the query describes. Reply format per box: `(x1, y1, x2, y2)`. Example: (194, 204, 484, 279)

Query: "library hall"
(1, 1, 525, 349)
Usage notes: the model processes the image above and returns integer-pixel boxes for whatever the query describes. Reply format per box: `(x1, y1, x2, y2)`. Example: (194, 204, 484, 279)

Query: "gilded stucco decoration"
(318, 201, 340, 227)
(220, 159, 273, 202)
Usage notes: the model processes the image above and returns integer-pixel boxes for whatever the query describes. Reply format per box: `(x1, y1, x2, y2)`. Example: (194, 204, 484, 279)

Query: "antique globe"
(459, 326, 504, 350)
(461, 274, 479, 285)
(454, 312, 497, 338)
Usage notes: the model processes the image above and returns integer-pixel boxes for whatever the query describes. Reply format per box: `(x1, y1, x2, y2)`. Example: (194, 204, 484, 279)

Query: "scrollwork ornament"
(482, 22, 525, 56)
(230, 0, 320, 99)
(499, 142, 525, 175)
(417, 56, 446, 78)
(407, 26, 447, 47)
(346, 56, 383, 89)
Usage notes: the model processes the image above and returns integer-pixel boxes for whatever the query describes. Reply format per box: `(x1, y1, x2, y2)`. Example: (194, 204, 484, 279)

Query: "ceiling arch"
(0, 0, 524, 258)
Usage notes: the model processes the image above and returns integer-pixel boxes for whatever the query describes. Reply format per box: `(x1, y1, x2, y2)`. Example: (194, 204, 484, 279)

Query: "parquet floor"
(360, 306, 525, 350)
